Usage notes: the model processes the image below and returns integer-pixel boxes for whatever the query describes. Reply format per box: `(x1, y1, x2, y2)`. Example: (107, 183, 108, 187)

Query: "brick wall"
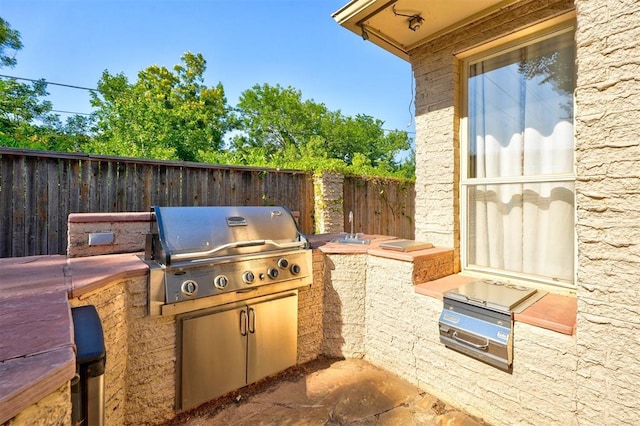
(320, 249, 454, 363)
(574, 1, 640, 424)
(123, 277, 177, 425)
(69, 277, 177, 425)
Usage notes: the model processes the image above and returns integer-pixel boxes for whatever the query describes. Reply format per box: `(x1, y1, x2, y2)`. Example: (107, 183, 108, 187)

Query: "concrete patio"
(163, 358, 487, 425)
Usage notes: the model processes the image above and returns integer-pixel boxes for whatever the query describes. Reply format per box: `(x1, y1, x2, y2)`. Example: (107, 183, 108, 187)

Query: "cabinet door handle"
(248, 307, 256, 334)
(240, 309, 248, 336)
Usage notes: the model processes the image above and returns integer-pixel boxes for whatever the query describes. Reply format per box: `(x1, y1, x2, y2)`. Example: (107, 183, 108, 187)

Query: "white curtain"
(467, 33, 574, 282)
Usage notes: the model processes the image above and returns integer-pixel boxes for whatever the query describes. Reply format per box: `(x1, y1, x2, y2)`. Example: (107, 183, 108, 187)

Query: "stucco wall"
(69, 279, 132, 426)
(70, 277, 178, 425)
(313, 172, 345, 234)
(574, 1, 640, 424)
(3, 383, 71, 426)
(412, 0, 575, 271)
(364, 256, 578, 426)
(67, 213, 152, 258)
(410, 0, 640, 424)
(69, 272, 324, 425)
(297, 250, 326, 364)
(322, 253, 368, 358)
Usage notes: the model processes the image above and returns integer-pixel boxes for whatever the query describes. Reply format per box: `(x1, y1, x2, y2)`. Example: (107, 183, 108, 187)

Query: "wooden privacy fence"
(343, 175, 415, 240)
(0, 148, 416, 258)
(0, 148, 314, 258)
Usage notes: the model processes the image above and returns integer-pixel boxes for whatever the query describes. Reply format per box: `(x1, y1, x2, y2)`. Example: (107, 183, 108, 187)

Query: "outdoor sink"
(330, 237, 371, 245)
(331, 211, 370, 244)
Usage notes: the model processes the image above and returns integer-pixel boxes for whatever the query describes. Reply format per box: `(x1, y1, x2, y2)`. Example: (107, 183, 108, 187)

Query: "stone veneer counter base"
(0, 253, 149, 424)
(0, 256, 74, 424)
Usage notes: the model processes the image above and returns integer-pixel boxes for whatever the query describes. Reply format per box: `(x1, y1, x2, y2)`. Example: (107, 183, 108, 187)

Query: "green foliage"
(1, 15, 414, 179)
(0, 17, 22, 68)
(230, 83, 414, 179)
(0, 71, 64, 150)
(0, 17, 93, 152)
(89, 52, 231, 161)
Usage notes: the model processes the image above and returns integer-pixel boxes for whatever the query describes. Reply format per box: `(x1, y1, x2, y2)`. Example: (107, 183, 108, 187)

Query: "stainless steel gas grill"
(145, 205, 313, 410)
(146, 205, 312, 317)
(438, 279, 544, 372)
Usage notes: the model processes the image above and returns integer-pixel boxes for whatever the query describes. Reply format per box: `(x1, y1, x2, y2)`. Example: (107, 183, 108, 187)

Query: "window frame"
(458, 16, 577, 290)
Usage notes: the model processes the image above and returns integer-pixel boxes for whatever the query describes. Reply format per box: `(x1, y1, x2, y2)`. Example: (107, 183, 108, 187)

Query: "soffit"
(332, 0, 521, 61)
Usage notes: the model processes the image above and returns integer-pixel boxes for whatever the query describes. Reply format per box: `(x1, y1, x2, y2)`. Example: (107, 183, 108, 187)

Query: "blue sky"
(1, 0, 415, 137)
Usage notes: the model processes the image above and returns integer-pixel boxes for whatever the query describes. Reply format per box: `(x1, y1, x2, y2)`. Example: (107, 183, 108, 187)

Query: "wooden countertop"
(0, 253, 148, 424)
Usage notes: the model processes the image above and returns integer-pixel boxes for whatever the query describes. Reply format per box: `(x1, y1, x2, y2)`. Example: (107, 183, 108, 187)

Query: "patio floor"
(163, 357, 488, 425)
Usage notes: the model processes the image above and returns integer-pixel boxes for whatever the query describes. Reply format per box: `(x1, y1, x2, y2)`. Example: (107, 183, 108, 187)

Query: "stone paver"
(164, 358, 488, 425)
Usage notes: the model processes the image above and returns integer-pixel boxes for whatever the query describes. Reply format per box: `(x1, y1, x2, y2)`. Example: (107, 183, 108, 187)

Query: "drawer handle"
(452, 331, 489, 350)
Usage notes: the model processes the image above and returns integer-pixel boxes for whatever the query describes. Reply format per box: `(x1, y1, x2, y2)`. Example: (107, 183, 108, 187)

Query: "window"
(461, 25, 576, 287)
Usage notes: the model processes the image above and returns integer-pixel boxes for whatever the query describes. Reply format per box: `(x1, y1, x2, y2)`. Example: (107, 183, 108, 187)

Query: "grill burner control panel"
(163, 251, 310, 303)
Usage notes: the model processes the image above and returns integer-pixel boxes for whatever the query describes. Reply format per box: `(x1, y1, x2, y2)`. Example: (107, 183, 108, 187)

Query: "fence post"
(313, 172, 344, 234)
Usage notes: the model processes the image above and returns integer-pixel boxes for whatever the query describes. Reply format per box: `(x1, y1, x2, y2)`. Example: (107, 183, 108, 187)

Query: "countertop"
(313, 235, 577, 334)
(0, 237, 576, 423)
(1, 236, 434, 423)
(415, 274, 577, 335)
(0, 253, 148, 424)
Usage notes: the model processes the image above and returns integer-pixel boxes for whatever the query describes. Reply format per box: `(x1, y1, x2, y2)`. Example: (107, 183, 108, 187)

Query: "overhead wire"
(0, 73, 416, 134)
(0, 73, 96, 116)
(0, 73, 97, 92)
(51, 109, 93, 116)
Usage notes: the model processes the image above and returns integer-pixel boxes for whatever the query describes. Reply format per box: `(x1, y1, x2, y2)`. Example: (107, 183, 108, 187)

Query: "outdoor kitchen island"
(1, 222, 576, 425)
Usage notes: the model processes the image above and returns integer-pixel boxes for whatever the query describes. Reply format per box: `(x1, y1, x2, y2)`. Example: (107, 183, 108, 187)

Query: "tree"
(0, 18, 62, 149)
(230, 83, 412, 176)
(0, 17, 22, 68)
(89, 52, 231, 161)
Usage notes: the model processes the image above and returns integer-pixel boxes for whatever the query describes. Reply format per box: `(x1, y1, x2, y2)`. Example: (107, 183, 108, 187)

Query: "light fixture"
(408, 15, 424, 32)
(392, 5, 424, 32)
(360, 25, 369, 41)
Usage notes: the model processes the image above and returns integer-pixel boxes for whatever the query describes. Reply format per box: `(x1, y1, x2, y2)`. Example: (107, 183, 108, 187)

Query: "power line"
(0, 74, 97, 91)
(51, 109, 93, 116)
(0, 74, 415, 134)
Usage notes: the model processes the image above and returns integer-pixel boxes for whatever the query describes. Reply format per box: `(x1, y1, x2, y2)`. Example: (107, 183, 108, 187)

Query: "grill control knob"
(214, 275, 229, 290)
(267, 267, 279, 279)
(242, 271, 255, 284)
(277, 258, 289, 269)
(181, 280, 198, 296)
(290, 264, 301, 275)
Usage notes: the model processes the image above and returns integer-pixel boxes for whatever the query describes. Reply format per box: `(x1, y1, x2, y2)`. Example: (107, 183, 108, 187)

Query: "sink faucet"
(349, 211, 355, 239)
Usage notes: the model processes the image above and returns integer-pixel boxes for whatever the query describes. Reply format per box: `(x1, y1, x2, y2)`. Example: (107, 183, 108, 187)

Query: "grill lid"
(444, 279, 537, 313)
(152, 206, 308, 265)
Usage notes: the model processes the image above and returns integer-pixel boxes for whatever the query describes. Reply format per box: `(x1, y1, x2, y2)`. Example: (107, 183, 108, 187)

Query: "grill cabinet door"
(180, 306, 247, 410)
(247, 293, 298, 384)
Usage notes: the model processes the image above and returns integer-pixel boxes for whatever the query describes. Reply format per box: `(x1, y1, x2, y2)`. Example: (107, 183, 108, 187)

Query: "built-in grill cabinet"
(177, 291, 298, 411)
(438, 279, 541, 373)
(143, 205, 312, 411)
